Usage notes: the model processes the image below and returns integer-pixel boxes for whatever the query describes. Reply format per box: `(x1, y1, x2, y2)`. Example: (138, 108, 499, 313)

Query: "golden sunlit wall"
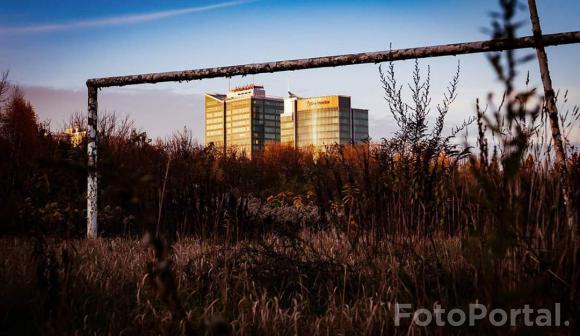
(281, 114, 295, 147)
(205, 95, 226, 150)
(225, 96, 253, 157)
(295, 96, 352, 149)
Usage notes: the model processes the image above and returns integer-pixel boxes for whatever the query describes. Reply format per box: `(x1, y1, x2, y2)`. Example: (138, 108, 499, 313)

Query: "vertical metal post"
(527, 0, 575, 233)
(87, 85, 98, 238)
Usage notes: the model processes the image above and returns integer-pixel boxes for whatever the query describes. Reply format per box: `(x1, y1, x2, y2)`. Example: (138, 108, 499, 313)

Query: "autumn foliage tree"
(0, 88, 39, 187)
(0, 73, 46, 231)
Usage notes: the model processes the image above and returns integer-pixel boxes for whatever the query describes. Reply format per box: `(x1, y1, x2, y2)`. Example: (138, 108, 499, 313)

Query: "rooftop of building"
(205, 84, 283, 101)
(231, 84, 264, 92)
(205, 87, 362, 104)
(295, 94, 350, 100)
(205, 93, 226, 101)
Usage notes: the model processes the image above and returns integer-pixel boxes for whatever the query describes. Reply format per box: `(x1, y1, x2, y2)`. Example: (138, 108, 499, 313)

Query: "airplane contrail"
(0, 0, 254, 35)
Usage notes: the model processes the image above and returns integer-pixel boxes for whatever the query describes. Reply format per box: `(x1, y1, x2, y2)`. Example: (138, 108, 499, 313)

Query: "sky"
(1, 0, 579, 143)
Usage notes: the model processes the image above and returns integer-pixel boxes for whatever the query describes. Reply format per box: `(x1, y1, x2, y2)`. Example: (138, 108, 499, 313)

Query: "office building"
(281, 94, 369, 149)
(204, 85, 284, 158)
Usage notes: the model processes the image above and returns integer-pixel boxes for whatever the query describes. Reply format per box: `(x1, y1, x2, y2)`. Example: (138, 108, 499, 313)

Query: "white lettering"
(489, 308, 508, 326)
(469, 303, 487, 326)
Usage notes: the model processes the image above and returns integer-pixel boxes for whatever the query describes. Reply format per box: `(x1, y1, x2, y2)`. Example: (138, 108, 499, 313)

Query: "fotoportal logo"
(394, 303, 569, 327)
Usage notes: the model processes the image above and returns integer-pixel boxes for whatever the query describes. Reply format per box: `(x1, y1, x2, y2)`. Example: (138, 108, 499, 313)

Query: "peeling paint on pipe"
(87, 85, 98, 239)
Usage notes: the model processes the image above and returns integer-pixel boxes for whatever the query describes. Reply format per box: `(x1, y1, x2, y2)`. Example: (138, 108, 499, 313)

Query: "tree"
(0, 87, 40, 191)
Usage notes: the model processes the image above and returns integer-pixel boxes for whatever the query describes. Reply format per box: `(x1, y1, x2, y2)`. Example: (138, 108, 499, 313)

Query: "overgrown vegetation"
(1, 1, 579, 334)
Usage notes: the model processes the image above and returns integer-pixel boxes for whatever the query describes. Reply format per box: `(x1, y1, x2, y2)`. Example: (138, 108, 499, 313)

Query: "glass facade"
(205, 86, 283, 158)
(251, 98, 283, 154)
(204, 95, 225, 149)
(206, 88, 369, 157)
(351, 108, 369, 142)
(225, 97, 252, 155)
(295, 96, 353, 149)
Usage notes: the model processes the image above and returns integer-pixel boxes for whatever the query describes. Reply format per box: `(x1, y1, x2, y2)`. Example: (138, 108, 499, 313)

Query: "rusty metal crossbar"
(87, 31, 580, 88)
(85, 30, 580, 238)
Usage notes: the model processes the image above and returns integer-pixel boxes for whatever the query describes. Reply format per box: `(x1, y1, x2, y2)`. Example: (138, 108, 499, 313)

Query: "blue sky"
(1, 0, 579, 141)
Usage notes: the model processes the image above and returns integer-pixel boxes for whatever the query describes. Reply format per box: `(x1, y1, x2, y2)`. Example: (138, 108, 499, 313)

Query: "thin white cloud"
(0, 0, 253, 35)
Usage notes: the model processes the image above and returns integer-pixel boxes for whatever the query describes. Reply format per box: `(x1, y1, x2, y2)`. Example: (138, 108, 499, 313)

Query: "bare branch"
(0, 70, 10, 106)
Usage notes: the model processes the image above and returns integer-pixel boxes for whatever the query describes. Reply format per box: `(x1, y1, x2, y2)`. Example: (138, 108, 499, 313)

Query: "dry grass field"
(4, 229, 575, 335)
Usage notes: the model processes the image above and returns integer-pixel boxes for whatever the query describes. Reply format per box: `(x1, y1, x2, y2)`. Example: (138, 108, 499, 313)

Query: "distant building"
(205, 93, 227, 149)
(281, 94, 368, 150)
(53, 127, 87, 147)
(205, 86, 369, 156)
(205, 85, 284, 158)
